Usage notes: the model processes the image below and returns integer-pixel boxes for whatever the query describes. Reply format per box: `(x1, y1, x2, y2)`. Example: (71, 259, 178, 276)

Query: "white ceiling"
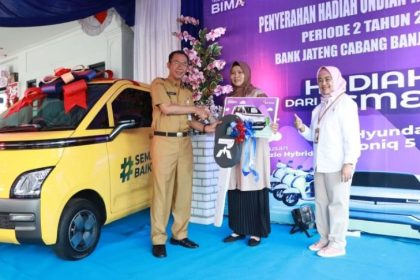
(0, 21, 79, 58)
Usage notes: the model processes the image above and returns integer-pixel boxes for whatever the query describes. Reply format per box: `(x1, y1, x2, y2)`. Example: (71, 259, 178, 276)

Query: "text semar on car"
(0, 79, 153, 260)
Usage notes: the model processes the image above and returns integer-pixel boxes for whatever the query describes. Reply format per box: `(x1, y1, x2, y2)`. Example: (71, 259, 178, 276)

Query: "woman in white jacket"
(294, 66, 361, 258)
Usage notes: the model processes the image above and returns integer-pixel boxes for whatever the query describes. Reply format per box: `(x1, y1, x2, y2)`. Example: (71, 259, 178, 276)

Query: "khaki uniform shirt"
(150, 78, 192, 133)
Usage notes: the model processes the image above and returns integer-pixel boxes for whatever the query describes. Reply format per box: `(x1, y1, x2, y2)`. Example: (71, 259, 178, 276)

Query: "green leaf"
(209, 81, 217, 91)
(213, 45, 222, 56)
(198, 28, 207, 39)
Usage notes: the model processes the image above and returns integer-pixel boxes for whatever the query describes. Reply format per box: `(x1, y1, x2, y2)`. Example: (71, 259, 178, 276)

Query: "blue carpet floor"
(0, 209, 419, 280)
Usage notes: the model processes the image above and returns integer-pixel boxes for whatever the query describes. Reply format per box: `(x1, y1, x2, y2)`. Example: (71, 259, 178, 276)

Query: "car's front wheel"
(53, 198, 101, 260)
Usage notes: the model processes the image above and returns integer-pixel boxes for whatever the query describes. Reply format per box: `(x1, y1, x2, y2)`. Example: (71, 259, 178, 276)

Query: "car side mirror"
(109, 119, 137, 140)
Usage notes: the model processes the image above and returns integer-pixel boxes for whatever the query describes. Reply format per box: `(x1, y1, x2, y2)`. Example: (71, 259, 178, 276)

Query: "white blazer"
(300, 93, 361, 173)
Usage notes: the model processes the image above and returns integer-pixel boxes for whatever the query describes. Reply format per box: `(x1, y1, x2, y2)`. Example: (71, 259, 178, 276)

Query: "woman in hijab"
(223, 61, 277, 246)
(294, 66, 361, 257)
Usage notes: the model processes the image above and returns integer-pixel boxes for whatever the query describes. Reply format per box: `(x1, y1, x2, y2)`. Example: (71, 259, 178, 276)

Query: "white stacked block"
(190, 134, 220, 224)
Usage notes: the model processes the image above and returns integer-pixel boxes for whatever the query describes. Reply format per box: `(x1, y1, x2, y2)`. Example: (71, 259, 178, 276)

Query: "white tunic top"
(228, 89, 271, 191)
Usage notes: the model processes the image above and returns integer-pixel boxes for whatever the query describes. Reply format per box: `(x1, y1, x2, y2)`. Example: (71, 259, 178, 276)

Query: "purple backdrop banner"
(204, 0, 420, 238)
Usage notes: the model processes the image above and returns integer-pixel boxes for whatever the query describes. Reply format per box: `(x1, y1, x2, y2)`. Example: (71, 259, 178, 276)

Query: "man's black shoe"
(169, 237, 199, 248)
(152, 244, 167, 258)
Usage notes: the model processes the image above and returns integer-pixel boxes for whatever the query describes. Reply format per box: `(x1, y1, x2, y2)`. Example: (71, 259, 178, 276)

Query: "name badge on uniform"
(314, 128, 320, 144)
(167, 92, 176, 96)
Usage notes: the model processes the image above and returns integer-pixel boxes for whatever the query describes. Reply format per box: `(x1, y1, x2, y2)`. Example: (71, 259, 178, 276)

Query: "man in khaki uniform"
(150, 50, 218, 258)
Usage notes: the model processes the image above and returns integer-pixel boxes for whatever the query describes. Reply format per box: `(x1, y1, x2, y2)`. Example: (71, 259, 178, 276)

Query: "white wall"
(0, 15, 134, 99)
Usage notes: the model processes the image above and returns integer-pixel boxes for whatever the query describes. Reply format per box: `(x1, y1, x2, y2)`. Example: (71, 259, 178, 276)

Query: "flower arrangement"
(173, 15, 232, 120)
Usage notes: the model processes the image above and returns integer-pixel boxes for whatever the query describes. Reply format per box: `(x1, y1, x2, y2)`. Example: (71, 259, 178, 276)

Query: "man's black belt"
(154, 131, 189, 137)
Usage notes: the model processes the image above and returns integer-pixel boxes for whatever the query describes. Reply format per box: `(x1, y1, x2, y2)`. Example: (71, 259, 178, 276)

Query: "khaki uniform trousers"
(150, 135, 193, 245)
(314, 171, 351, 249)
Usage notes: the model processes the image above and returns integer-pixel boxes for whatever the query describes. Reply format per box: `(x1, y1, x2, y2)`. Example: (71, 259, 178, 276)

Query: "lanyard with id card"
(315, 92, 345, 143)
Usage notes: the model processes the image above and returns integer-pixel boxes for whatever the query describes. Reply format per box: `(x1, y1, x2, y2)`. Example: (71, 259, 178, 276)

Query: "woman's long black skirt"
(227, 188, 271, 237)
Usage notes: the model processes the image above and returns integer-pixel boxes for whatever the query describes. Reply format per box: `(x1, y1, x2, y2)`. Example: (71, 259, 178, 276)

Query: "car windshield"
(0, 84, 112, 132)
(245, 106, 261, 114)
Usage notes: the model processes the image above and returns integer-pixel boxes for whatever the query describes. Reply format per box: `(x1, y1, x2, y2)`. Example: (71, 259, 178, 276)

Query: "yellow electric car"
(0, 79, 153, 260)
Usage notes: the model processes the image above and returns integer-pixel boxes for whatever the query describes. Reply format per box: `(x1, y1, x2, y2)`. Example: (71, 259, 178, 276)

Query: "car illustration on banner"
(0, 77, 153, 260)
(232, 104, 267, 130)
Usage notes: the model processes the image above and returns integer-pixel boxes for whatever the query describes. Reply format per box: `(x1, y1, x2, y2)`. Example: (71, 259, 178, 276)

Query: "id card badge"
(314, 128, 320, 144)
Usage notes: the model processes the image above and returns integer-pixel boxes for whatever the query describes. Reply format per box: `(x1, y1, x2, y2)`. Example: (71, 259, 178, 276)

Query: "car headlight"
(11, 167, 53, 198)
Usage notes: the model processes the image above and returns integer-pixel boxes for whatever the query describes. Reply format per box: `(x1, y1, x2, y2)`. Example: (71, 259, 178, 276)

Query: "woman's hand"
(270, 122, 279, 133)
(294, 113, 305, 132)
(341, 163, 353, 182)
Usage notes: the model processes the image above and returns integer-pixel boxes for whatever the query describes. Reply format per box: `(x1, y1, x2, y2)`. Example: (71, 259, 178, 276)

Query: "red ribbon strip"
(54, 67, 71, 76)
(5, 88, 45, 117)
(63, 80, 87, 112)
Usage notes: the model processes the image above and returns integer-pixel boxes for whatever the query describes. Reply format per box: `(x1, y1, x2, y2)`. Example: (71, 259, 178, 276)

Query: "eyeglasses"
(171, 60, 188, 68)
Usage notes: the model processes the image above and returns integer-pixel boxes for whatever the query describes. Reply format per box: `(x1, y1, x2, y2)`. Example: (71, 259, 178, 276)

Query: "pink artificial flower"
(183, 48, 202, 67)
(172, 32, 183, 40)
(213, 85, 233, 96)
(192, 91, 203, 102)
(182, 31, 196, 42)
(210, 105, 223, 119)
(173, 31, 196, 42)
(214, 60, 226, 70)
(222, 85, 233, 94)
(177, 15, 200, 26)
(207, 59, 226, 71)
(205, 27, 226, 41)
(184, 67, 205, 91)
(190, 39, 200, 46)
